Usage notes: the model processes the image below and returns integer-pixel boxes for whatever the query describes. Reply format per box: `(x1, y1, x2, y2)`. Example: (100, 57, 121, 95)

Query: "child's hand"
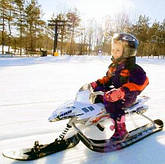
(104, 88, 125, 102)
(90, 82, 97, 89)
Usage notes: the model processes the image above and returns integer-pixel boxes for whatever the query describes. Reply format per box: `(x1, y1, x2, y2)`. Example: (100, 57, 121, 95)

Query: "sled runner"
(74, 119, 163, 152)
(3, 135, 80, 161)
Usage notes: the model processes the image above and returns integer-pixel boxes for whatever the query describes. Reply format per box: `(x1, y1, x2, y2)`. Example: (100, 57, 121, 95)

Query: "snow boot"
(110, 116, 128, 143)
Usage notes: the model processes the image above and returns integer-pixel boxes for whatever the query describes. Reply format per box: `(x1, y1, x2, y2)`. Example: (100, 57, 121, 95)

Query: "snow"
(0, 55, 165, 164)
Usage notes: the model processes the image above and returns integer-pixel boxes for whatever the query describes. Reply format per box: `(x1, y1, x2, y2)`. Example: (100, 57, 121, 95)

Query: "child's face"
(111, 41, 123, 60)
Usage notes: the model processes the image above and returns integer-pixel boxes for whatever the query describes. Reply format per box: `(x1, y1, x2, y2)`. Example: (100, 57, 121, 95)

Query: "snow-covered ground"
(0, 55, 165, 164)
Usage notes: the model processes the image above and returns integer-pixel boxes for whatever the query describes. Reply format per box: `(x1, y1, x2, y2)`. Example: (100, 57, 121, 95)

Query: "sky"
(38, 0, 164, 25)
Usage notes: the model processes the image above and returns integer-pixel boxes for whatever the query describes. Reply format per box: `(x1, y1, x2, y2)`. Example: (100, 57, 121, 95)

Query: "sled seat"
(124, 96, 149, 115)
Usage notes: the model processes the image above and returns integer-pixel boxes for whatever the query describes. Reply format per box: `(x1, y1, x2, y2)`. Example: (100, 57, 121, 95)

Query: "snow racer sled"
(3, 84, 163, 160)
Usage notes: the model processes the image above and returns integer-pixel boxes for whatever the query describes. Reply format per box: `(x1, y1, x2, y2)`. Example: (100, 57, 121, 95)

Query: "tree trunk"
(2, 9, 5, 55)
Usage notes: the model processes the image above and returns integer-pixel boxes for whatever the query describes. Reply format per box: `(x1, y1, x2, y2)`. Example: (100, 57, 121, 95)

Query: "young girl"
(91, 33, 149, 142)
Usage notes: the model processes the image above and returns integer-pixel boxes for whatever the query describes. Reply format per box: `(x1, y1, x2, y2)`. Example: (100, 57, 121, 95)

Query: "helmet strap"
(111, 56, 136, 69)
(111, 56, 126, 63)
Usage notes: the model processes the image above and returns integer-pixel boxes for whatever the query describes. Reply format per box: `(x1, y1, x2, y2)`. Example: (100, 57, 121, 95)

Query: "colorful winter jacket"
(94, 57, 149, 107)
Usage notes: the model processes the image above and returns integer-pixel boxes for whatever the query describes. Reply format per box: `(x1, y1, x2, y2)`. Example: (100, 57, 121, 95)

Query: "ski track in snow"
(0, 55, 165, 164)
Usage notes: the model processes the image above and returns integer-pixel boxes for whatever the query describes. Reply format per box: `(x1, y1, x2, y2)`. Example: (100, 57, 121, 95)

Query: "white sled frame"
(48, 84, 156, 140)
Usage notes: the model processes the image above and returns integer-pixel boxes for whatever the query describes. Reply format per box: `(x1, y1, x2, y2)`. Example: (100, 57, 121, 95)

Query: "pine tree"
(24, 0, 45, 54)
(66, 10, 81, 55)
(0, 0, 13, 54)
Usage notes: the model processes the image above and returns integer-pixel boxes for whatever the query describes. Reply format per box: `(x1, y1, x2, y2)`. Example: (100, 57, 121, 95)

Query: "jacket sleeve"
(121, 65, 149, 107)
(122, 65, 149, 92)
(96, 64, 116, 86)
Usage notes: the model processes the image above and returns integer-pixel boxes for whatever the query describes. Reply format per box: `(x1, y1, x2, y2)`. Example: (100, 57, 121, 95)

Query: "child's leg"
(104, 100, 125, 120)
(104, 100, 128, 141)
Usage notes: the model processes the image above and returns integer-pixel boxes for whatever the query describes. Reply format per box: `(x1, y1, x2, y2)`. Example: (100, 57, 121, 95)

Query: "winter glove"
(90, 82, 98, 90)
(104, 88, 125, 102)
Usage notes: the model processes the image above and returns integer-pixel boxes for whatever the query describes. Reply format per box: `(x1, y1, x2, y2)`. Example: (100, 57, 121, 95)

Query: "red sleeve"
(97, 65, 116, 85)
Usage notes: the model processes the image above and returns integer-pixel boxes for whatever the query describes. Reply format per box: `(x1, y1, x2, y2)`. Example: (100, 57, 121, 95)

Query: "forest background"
(0, 0, 165, 57)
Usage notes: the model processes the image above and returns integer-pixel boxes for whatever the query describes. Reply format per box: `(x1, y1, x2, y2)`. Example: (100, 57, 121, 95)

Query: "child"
(91, 33, 149, 142)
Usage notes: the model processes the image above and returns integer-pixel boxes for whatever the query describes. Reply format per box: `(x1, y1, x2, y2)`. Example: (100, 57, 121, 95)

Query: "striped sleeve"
(122, 65, 149, 92)
(97, 65, 116, 85)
